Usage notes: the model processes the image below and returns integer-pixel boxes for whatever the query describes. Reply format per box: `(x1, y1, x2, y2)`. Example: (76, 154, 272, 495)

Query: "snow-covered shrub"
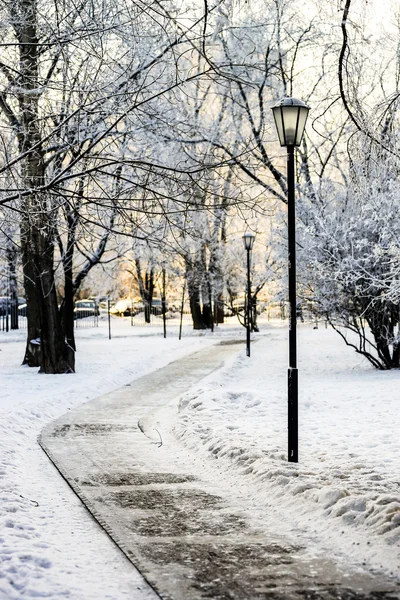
(299, 138, 400, 369)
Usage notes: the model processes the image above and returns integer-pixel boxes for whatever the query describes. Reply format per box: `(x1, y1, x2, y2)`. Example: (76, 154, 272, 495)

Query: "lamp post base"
(288, 367, 298, 462)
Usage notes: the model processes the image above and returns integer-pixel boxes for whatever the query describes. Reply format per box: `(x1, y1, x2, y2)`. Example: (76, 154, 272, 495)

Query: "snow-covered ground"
(1, 318, 399, 598)
(172, 323, 400, 579)
(0, 319, 215, 599)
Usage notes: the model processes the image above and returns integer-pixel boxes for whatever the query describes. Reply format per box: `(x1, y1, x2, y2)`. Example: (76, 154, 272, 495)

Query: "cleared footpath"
(39, 341, 400, 600)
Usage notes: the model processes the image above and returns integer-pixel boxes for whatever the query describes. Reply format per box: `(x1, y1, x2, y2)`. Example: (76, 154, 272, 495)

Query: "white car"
(110, 299, 143, 316)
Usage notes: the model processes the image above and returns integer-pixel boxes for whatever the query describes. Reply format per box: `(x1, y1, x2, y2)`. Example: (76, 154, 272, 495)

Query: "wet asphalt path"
(39, 342, 400, 600)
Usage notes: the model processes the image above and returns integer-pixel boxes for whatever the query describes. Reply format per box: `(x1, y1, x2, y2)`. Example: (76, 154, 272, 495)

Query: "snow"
(0, 319, 214, 599)
(172, 323, 400, 578)
(1, 318, 399, 598)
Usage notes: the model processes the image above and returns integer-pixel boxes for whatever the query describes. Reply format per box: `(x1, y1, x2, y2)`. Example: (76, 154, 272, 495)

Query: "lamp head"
(242, 232, 255, 251)
(271, 97, 309, 147)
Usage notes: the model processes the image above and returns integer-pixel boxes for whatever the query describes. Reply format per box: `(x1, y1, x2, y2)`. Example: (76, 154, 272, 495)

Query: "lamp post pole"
(287, 145, 298, 462)
(271, 96, 309, 463)
(246, 246, 251, 357)
(242, 232, 255, 358)
(108, 298, 112, 340)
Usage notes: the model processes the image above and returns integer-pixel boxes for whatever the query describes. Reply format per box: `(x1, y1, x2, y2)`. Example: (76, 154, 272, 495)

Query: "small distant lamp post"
(242, 232, 255, 358)
(271, 97, 309, 463)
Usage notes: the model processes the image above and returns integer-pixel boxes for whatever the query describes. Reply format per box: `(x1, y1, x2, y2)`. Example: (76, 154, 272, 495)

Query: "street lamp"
(271, 97, 309, 463)
(242, 232, 255, 358)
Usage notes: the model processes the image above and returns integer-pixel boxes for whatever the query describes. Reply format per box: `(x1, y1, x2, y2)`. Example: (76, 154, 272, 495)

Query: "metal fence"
(129, 307, 192, 327)
(0, 304, 99, 331)
(0, 311, 11, 331)
(0, 304, 26, 331)
(106, 302, 311, 329)
(74, 310, 99, 328)
(0, 300, 323, 336)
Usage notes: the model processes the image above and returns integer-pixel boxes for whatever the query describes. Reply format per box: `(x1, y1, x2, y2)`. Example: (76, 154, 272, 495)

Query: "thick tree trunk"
(186, 260, 207, 330)
(135, 259, 155, 324)
(367, 311, 392, 369)
(202, 302, 213, 329)
(189, 288, 205, 329)
(210, 255, 225, 324)
(21, 223, 71, 372)
(35, 238, 71, 373)
(17, 0, 42, 366)
(215, 292, 225, 324)
(21, 238, 42, 366)
(392, 342, 400, 368)
(18, 0, 71, 373)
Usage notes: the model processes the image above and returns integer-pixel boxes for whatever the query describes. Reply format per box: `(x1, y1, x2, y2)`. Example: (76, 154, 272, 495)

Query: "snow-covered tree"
(299, 130, 400, 369)
(0, 0, 214, 371)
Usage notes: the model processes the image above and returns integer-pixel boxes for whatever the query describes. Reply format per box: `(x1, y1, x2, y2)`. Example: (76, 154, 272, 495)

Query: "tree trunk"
(162, 267, 167, 338)
(144, 268, 155, 323)
(21, 239, 42, 367)
(135, 259, 155, 324)
(215, 292, 225, 324)
(392, 341, 400, 368)
(6, 241, 19, 330)
(186, 260, 207, 330)
(18, 0, 71, 373)
(60, 250, 76, 372)
(35, 238, 71, 373)
(251, 295, 259, 332)
(202, 302, 213, 329)
(203, 278, 213, 330)
(189, 288, 205, 329)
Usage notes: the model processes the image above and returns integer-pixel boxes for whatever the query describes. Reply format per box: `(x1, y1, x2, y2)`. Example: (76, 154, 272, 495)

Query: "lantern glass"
(281, 106, 299, 146)
(295, 106, 309, 145)
(271, 98, 309, 147)
(272, 107, 285, 146)
(242, 233, 255, 251)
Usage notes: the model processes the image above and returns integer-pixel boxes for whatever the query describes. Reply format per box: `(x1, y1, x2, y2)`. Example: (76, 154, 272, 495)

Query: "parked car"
(110, 297, 167, 317)
(140, 298, 167, 316)
(88, 295, 111, 310)
(150, 298, 165, 315)
(74, 299, 99, 319)
(0, 297, 9, 316)
(168, 302, 181, 314)
(1, 296, 26, 316)
(231, 298, 246, 315)
(109, 298, 143, 317)
(110, 299, 130, 316)
(223, 304, 234, 317)
(18, 303, 28, 317)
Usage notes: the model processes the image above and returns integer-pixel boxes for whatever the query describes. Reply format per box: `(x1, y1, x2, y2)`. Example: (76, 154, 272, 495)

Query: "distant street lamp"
(242, 232, 255, 357)
(271, 97, 309, 463)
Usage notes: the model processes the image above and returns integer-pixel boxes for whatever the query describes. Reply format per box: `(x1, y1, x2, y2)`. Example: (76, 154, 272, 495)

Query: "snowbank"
(173, 325, 400, 576)
(0, 324, 213, 599)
